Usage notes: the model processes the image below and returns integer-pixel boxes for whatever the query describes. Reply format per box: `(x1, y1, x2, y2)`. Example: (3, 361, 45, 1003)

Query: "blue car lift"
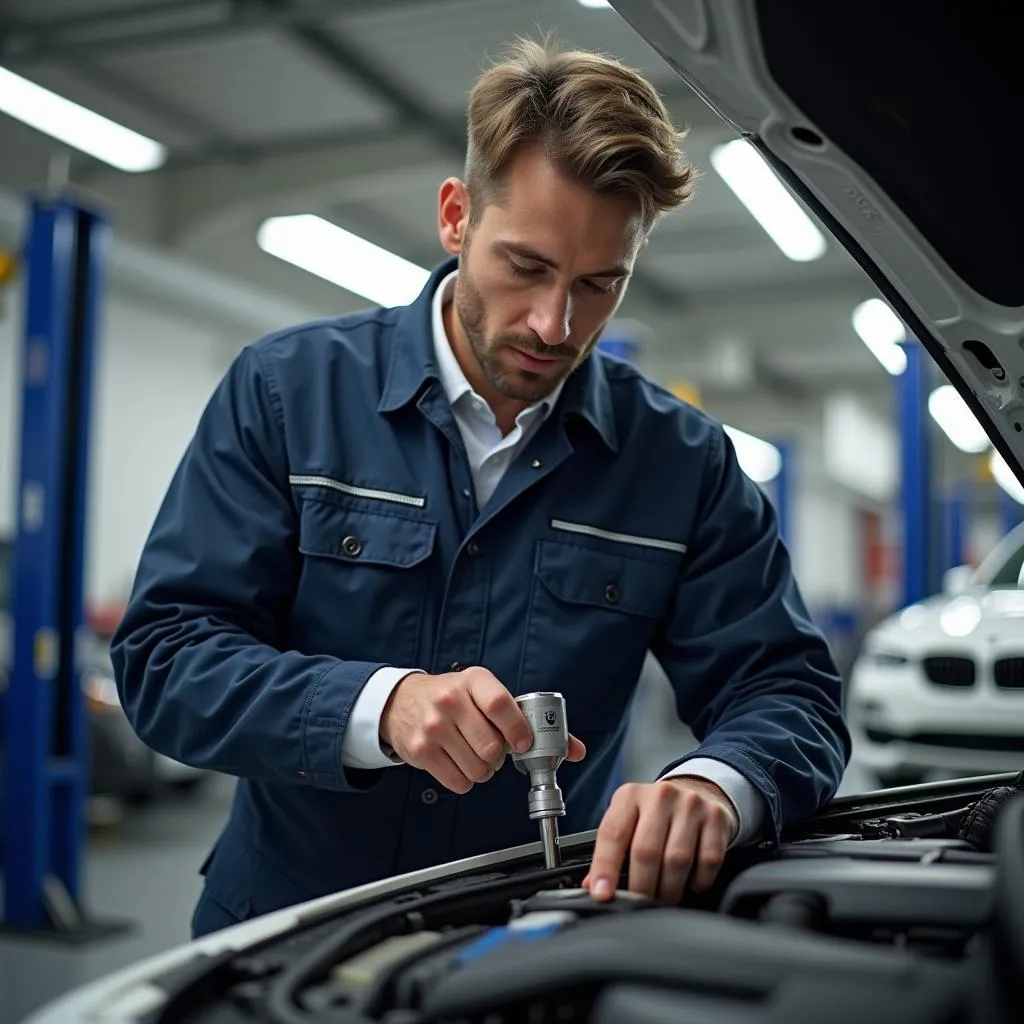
(942, 480, 970, 574)
(999, 489, 1024, 538)
(1, 196, 127, 941)
(896, 339, 935, 608)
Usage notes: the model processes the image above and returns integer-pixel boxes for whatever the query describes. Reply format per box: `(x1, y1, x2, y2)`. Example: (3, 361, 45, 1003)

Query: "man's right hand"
(379, 666, 585, 793)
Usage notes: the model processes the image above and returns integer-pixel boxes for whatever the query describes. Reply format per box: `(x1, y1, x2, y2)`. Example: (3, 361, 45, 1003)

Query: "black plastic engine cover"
(419, 908, 963, 1020)
(721, 858, 993, 929)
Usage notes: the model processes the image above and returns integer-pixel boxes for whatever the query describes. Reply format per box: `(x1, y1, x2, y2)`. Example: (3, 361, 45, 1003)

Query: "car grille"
(866, 727, 1024, 753)
(922, 655, 976, 687)
(994, 657, 1024, 689)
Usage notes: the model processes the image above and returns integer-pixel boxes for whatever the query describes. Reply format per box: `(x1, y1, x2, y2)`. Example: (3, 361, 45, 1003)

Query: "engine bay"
(142, 774, 1024, 1024)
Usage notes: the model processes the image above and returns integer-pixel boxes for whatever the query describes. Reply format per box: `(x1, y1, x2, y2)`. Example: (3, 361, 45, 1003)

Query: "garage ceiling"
(0, 0, 910, 418)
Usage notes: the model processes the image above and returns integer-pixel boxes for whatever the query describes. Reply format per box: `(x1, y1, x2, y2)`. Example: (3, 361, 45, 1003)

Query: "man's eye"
(509, 262, 540, 278)
(583, 279, 618, 296)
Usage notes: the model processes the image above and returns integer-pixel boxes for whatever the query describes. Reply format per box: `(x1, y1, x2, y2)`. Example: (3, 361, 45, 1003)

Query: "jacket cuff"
(661, 744, 782, 845)
(300, 659, 390, 790)
(660, 756, 767, 847)
(340, 666, 425, 769)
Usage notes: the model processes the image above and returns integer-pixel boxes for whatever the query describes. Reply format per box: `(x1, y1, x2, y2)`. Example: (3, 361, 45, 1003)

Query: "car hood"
(868, 587, 1024, 651)
(612, 1, 1024, 482)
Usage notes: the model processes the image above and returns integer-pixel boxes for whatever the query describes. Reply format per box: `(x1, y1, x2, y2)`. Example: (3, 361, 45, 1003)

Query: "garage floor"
(0, 717, 876, 1024)
(0, 775, 234, 1024)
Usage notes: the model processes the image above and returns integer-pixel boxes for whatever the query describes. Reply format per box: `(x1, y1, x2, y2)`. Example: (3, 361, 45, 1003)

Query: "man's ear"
(438, 178, 471, 255)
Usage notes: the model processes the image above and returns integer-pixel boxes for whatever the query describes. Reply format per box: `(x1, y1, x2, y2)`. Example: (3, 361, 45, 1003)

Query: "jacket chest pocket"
(517, 540, 679, 733)
(294, 499, 438, 667)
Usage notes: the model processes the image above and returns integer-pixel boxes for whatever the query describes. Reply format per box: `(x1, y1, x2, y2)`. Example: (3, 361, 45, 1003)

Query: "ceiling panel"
(100, 30, 395, 142)
(3, 0, 172, 18)
(336, 0, 685, 117)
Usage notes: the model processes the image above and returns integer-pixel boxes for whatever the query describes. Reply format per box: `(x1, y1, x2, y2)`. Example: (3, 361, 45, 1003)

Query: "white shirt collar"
(430, 269, 564, 426)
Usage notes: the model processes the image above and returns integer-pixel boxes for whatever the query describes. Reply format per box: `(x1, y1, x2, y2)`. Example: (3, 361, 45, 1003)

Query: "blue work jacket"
(112, 258, 850, 929)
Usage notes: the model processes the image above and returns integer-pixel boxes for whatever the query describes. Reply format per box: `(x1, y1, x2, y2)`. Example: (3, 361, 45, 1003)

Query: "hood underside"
(612, 0, 1024, 480)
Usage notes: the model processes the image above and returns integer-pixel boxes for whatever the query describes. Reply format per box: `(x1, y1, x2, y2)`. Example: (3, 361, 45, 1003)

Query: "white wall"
(0, 282, 231, 603)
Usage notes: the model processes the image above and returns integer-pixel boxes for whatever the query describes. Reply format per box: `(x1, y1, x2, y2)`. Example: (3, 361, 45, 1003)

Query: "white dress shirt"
(339, 271, 766, 847)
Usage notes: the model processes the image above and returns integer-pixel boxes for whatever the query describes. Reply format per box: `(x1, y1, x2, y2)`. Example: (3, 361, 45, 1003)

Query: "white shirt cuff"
(339, 667, 424, 770)
(660, 756, 767, 848)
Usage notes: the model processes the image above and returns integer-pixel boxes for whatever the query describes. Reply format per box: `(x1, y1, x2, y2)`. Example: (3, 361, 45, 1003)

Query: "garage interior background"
(0, 1, 1021, 1020)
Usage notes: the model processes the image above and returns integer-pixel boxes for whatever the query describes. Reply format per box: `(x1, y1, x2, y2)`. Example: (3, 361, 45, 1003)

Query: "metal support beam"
(1, 195, 129, 942)
(896, 340, 934, 607)
(0, 0, 410, 64)
(288, 22, 466, 154)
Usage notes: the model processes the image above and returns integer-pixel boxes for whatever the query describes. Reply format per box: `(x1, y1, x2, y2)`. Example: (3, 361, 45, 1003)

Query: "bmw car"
(850, 522, 1024, 786)
(24, 2, 1024, 1023)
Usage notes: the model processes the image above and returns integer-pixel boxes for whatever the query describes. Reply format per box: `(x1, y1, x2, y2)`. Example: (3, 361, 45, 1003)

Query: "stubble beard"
(454, 265, 579, 404)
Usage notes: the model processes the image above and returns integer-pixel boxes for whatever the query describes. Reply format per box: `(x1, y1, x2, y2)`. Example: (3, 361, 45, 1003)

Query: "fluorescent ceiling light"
(577, 0, 612, 7)
(709, 139, 827, 262)
(257, 214, 430, 308)
(851, 298, 907, 375)
(990, 451, 1024, 506)
(928, 385, 990, 454)
(724, 424, 782, 483)
(0, 65, 166, 173)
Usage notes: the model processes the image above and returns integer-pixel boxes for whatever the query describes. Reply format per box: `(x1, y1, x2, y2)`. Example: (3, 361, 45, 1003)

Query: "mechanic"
(111, 39, 851, 938)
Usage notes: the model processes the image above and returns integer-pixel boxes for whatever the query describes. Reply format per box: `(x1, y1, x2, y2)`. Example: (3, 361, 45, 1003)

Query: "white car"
(849, 522, 1024, 785)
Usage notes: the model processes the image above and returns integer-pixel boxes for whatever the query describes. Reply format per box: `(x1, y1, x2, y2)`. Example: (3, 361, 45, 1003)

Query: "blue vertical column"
(943, 481, 970, 572)
(2, 196, 113, 937)
(597, 334, 640, 366)
(896, 340, 933, 607)
(999, 488, 1024, 538)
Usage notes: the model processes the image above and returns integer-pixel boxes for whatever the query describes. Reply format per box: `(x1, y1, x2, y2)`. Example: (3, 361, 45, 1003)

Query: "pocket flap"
(299, 500, 437, 568)
(535, 539, 678, 618)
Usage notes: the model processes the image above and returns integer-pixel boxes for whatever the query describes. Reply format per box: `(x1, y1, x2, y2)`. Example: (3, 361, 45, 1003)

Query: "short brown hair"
(465, 37, 696, 232)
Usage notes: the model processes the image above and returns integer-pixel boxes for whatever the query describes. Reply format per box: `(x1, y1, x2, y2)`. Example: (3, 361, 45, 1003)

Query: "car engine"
(142, 774, 1024, 1024)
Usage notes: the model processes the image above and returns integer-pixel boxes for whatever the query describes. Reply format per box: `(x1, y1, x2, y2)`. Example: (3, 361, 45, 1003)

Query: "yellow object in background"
(0, 250, 17, 288)
(668, 380, 702, 408)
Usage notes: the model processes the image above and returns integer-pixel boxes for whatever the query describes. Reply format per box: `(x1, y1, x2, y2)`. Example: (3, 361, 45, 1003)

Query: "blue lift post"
(999, 489, 1024, 539)
(943, 481, 970, 573)
(896, 339, 934, 608)
(2, 195, 127, 941)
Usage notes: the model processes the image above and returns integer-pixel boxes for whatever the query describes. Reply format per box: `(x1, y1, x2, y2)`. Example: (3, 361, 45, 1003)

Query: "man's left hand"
(582, 777, 739, 905)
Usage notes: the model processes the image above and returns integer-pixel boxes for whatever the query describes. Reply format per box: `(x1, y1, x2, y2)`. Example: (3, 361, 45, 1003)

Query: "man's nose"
(526, 288, 573, 347)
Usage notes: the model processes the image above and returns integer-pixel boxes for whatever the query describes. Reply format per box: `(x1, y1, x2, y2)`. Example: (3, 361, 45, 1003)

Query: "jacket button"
(604, 582, 621, 605)
(421, 787, 438, 805)
(466, 540, 480, 557)
(341, 535, 362, 557)
(531, 458, 542, 469)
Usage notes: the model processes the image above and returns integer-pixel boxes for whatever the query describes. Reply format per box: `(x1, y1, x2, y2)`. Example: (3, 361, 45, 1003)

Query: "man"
(112, 39, 850, 937)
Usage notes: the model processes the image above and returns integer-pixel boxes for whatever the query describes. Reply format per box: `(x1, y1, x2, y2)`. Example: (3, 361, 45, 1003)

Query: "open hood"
(612, 0, 1024, 482)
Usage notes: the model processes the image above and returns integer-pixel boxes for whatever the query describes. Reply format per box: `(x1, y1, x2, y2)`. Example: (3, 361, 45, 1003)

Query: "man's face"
(438, 148, 645, 406)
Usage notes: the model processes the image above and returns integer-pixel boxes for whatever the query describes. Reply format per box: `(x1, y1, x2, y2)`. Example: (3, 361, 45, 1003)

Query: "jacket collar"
(379, 256, 618, 452)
